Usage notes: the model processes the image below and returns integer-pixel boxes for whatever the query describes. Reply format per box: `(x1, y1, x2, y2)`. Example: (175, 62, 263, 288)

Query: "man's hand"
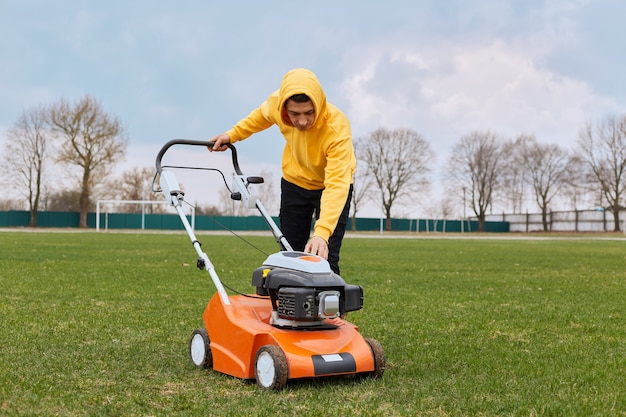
(208, 133, 231, 152)
(304, 236, 328, 259)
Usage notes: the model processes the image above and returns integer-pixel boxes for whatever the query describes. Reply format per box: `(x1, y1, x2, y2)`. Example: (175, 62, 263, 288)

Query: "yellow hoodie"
(226, 68, 356, 242)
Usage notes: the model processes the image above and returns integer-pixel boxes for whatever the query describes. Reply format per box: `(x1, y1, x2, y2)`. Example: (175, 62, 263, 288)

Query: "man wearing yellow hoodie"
(209, 68, 356, 275)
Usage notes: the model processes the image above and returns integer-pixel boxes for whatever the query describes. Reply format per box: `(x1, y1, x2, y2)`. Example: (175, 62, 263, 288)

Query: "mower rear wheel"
(189, 329, 212, 369)
(364, 338, 385, 378)
(254, 345, 288, 390)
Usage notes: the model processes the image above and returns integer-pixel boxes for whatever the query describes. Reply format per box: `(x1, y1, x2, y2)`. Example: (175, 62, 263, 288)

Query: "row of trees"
(353, 115, 626, 232)
(1, 95, 128, 227)
(2, 94, 625, 232)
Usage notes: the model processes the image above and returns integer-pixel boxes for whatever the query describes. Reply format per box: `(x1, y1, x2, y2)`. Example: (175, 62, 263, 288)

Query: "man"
(209, 68, 355, 275)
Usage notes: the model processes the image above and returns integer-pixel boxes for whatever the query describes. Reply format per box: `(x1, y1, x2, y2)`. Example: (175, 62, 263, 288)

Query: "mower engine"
(252, 252, 363, 328)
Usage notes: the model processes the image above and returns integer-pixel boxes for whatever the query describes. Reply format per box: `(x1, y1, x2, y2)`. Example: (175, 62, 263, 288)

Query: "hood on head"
(278, 68, 327, 126)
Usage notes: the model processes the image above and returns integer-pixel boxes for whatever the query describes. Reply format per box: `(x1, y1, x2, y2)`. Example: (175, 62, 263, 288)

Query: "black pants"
(279, 178, 352, 275)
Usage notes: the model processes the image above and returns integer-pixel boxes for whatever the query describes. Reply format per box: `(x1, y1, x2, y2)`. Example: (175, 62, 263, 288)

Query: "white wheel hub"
(256, 351, 276, 387)
(190, 333, 206, 366)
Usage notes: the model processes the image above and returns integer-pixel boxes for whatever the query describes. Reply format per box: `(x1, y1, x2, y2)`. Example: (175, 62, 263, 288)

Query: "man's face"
(285, 100, 315, 131)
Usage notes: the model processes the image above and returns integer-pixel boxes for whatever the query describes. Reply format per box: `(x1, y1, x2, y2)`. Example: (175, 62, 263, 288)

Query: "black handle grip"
(155, 139, 242, 175)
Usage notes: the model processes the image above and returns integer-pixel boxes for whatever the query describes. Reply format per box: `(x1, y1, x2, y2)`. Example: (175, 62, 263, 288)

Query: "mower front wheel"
(254, 345, 288, 390)
(189, 329, 212, 369)
(364, 338, 385, 378)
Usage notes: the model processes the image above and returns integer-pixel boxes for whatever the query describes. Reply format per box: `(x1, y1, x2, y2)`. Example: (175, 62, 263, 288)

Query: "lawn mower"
(154, 139, 385, 390)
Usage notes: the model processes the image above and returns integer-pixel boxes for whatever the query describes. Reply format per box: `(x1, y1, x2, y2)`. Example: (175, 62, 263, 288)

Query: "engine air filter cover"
(277, 287, 316, 320)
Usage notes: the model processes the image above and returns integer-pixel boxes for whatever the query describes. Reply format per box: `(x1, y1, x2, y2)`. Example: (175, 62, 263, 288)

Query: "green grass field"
(0, 231, 625, 416)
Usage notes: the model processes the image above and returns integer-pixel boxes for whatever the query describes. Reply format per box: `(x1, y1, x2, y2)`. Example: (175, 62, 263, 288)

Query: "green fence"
(352, 217, 508, 233)
(0, 210, 509, 233)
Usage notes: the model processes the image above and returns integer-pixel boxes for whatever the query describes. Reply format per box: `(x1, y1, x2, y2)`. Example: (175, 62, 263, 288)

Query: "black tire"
(364, 338, 385, 378)
(189, 329, 212, 369)
(254, 345, 289, 390)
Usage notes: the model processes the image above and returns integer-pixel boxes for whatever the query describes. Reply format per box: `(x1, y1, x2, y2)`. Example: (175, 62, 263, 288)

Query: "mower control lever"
(247, 176, 264, 184)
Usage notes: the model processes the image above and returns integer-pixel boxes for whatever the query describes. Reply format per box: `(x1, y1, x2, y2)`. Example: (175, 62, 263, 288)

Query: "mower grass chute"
(154, 139, 385, 390)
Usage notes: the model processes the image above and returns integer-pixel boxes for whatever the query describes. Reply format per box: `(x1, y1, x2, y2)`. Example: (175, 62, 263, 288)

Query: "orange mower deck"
(201, 293, 381, 385)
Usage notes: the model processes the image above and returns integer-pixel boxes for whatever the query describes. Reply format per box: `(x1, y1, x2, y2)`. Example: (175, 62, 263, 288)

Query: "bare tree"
(103, 167, 166, 213)
(519, 135, 574, 231)
(446, 131, 507, 232)
(560, 154, 588, 210)
(0, 200, 20, 211)
(48, 95, 127, 227)
(350, 138, 375, 230)
(255, 169, 279, 216)
(498, 136, 528, 214)
(2, 105, 51, 226)
(218, 185, 240, 216)
(46, 189, 81, 212)
(195, 203, 222, 216)
(359, 127, 433, 230)
(577, 114, 626, 231)
(423, 197, 456, 232)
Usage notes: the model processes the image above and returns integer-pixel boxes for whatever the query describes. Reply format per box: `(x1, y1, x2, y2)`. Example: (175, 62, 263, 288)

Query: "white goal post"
(96, 199, 195, 232)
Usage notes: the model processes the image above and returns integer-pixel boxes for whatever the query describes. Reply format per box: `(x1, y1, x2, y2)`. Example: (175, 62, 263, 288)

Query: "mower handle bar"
(155, 139, 242, 175)
(155, 138, 294, 253)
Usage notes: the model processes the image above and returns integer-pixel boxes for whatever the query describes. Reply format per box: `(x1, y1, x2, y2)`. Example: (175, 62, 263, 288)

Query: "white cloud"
(2, 0, 625, 216)
(340, 36, 621, 155)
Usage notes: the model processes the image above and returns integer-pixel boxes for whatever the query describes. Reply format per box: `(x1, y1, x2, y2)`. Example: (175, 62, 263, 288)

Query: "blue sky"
(1, 0, 625, 216)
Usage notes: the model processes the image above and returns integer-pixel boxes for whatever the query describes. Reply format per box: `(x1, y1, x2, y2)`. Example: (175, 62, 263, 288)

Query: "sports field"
(0, 231, 624, 416)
